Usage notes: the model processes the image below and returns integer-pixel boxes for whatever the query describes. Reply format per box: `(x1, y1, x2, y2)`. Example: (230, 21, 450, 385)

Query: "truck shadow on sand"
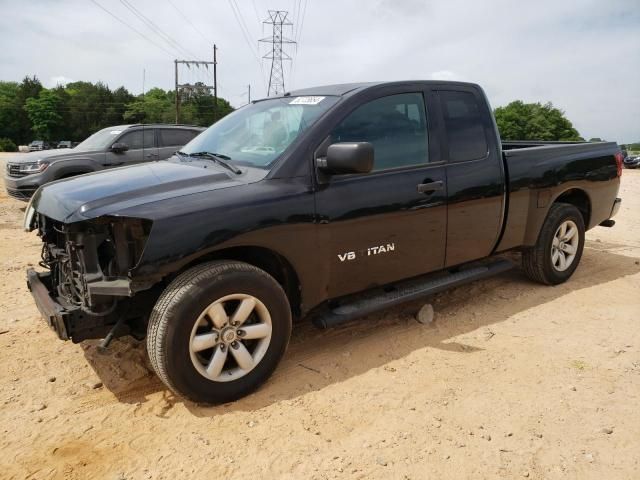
(81, 242, 640, 414)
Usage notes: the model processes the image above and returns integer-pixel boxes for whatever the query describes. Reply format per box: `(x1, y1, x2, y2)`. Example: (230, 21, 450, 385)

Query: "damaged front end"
(26, 213, 156, 342)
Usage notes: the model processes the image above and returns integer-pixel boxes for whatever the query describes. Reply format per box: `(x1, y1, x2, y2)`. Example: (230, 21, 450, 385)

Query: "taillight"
(614, 152, 623, 177)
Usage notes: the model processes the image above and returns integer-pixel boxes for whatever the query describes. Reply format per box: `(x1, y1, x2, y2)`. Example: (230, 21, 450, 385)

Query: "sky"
(0, 0, 638, 143)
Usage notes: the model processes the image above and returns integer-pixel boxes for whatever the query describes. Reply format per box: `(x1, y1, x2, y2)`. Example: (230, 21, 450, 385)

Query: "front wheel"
(147, 261, 292, 404)
(522, 203, 585, 285)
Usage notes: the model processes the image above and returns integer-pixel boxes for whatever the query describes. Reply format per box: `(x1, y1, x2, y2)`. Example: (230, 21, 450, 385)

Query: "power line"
(293, 0, 301, 39)
(296, 0, 308, 44)
(234, 0, 258, 41)
(290, 0, 308, 88)
(119, 0, 196, 59)
(166, 0, 213, 45)
(227, 0, 268, 93)
(120, 0, 193, 58)
(251, 0, 262, 26)
(88, 0, 175, 57)
(227, 0, 260, 61)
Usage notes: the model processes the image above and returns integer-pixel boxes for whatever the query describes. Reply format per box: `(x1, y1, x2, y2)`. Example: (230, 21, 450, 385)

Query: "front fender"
(51, 156, 106, 179)
(128, 178, 325, 312)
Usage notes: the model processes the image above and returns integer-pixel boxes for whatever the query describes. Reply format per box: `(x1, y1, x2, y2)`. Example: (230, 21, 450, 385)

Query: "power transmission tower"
(174, 44, 217, 124)
(259, 11, 296, 96)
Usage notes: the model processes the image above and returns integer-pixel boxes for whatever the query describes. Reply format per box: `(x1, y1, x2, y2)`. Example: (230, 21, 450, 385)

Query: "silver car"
(4, 124, 204, 200)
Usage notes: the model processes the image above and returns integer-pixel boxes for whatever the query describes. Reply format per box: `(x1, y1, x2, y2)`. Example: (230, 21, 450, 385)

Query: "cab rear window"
(439, 90, 488, 162)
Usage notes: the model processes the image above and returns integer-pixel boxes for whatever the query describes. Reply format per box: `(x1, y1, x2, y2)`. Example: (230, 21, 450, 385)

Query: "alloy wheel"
(188, 294, 272, 382)
(551, 220, 579, 272)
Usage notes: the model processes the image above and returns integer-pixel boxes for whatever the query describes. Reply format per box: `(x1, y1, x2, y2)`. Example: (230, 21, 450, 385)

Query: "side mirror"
(317, 142, 374, 175)
(111, 142, 129, 153)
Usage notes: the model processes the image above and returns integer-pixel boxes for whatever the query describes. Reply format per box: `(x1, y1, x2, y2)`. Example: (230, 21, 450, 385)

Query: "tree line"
(2, 77, 635, 152)
(492, 101, 637, 151)
(494, 101, 582, 141)
(0, 76, 233, 151)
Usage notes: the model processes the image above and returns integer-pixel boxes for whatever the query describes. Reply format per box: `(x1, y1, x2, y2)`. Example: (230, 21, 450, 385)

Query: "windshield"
(181, 96, 339, 168)
(75, 126, 127, 151)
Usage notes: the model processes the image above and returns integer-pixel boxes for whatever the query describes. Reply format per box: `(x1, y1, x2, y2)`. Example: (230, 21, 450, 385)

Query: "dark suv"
(4, 124, 204, 200)
(28, 140, 50, 151)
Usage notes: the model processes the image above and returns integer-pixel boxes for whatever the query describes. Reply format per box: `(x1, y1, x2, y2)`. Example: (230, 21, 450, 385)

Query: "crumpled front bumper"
(26, 269, 70, 340)
(26, 268, 135, 343)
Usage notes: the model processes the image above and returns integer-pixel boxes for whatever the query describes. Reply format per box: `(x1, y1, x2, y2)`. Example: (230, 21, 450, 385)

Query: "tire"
(522, 203, 585, 285)
(147, 260, 292, 404)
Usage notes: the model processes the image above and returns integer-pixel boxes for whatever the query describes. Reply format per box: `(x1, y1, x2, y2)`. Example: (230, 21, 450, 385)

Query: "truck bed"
(501, 140, 590, 150)
(496, 141, 620, 252)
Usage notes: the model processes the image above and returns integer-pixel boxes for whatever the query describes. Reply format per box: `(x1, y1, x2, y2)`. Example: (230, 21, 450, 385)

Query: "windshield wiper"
(179, 151, 242, 174)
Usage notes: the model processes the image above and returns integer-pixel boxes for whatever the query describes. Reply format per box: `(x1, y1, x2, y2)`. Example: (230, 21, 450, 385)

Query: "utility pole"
(248, 84, 251, 104)
(174, 60, 179, 124)
(260, 10, 296, 96)
(213, 44, 218, 123)
(174, 58, 216, 124)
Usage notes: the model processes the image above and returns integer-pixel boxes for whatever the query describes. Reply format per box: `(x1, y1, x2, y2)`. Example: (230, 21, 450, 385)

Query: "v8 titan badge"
(338, 243, 396, 262)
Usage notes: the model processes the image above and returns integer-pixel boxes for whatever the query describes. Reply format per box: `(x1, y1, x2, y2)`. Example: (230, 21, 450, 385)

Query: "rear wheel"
(522, 203, 585, 285)
(147, 260, 292, 403)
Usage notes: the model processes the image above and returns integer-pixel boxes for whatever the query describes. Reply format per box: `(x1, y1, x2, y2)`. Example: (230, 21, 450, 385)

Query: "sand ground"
(1, 152, 639, 479)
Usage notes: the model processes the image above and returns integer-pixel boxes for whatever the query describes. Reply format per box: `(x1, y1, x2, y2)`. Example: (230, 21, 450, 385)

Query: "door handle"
(145, 153, 158, 158)
(417, 181, 443, 194)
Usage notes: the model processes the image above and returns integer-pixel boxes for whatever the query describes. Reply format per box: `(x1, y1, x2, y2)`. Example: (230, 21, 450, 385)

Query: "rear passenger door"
(314, 89, 447, 298)
(158, 128, 199, 160)
(436, 87, 505, 267)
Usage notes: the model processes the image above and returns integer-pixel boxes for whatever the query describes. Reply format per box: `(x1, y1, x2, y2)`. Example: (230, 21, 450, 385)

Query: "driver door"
(106, 128, 156, 167)
(314, 90, 447, 298)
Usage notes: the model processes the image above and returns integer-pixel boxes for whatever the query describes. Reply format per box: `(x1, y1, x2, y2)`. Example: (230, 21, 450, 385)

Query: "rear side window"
(119, 129, 154, 149)
(439, 91, 488, 162)
(331, 92, 429, 171)
(160, 129, 197, 147)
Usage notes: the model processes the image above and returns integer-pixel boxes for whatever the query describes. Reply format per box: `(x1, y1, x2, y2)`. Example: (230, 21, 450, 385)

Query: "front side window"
(75, 127, 129, 151)
(118, 129, 155, 150)
(181, 96, 339, 168)
(330, 93, 428, 171)
(439, 90, 488, 162)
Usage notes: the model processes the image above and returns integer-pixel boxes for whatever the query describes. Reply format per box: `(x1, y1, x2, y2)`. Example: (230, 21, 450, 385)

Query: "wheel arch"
(176, 245, 302, 319)
(552, 188, 591, 228)
(53, 163, 97, 180)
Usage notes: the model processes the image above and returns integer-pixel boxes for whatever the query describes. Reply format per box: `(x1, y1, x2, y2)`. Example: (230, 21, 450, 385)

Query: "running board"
(312, 259, 514, 329)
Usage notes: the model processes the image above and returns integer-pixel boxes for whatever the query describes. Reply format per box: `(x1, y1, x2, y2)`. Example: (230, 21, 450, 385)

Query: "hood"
(7, 149, 103, 164)
(31, 160, 257, 223)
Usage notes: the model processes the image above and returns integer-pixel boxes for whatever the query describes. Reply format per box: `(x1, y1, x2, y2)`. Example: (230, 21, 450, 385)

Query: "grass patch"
(570, 359, 588, 370)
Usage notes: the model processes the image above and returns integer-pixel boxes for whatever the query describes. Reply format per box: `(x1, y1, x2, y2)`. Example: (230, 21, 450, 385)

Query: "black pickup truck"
(24, 81, 623, 403)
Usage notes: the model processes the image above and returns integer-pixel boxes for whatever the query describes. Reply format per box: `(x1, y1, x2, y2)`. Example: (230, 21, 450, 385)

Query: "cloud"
(0, 0, 638, 142)
(49, 76, 73, 87)
(430, 71, 459, 81)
